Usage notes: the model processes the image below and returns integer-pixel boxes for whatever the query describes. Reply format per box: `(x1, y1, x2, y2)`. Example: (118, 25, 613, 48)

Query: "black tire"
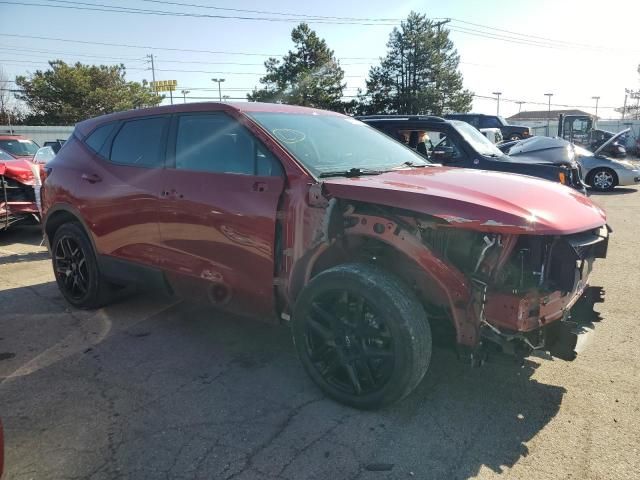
(508, 134, 522, 141)
(588, 167, 617, 192)
(292, 263, 431, 409)
(51, 222, 113, 309)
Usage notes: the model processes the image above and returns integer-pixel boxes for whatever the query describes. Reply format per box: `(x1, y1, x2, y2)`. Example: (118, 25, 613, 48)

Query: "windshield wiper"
(396, 161, 428, 168)
(318, 167, 387, 178)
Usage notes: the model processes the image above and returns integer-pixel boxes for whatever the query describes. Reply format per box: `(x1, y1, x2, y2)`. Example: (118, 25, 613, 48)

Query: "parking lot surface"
(1, 188, 639, 480)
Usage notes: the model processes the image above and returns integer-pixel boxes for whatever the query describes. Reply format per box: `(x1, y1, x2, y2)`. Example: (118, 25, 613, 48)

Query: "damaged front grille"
(0, 176, 36, 203)
(497, 226, 609, 294)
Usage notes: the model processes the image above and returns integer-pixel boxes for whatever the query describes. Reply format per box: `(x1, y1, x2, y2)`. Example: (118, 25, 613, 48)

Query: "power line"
(0, 44, 146, 62)
(0, 33, 379, 60)
(2, 0, 399, 25)
(134, 0, 402, 22)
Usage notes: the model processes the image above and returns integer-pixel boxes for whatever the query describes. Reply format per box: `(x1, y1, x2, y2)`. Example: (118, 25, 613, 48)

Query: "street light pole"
(592, 96, 600, 124)
(181, 90, 190, 104)
(211, 78, 226, 101)
(516, 101, 525, 113)
(492, 91, 502, 116)
(544, 93, 553, 136)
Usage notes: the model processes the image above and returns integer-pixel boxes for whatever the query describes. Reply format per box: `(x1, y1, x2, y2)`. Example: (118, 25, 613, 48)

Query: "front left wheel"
(292, 263, 432, 409)
(51, 222, 113, 309)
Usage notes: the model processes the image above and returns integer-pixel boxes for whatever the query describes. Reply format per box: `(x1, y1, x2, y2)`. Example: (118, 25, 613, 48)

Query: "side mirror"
(33, 146, 56, 165)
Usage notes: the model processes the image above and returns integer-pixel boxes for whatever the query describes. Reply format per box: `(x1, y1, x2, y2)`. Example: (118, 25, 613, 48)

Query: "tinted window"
(480, 116, 502, 128)
(85, 123, 116, 153)
(110, 117, 167, 168)
(175, 114, 282, 176)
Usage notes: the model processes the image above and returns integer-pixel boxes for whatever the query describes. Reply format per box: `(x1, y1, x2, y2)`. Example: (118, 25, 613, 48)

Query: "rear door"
(77, 116, 168, 270)
(158, 112, 285, 318)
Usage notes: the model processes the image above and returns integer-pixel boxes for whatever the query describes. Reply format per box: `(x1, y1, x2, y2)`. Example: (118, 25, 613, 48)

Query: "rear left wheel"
(51, 222, 113, 309)
(292, 263, 432, 409)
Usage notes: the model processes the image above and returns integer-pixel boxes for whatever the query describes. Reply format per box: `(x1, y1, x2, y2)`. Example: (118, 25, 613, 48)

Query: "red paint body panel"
(323, 167, 606, 235)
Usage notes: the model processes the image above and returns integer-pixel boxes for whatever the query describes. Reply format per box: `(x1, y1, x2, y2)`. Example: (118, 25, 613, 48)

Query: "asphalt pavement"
(1, 187, 639, 479)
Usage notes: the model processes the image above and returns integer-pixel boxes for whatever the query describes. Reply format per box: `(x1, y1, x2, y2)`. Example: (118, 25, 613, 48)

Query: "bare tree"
(0, 67, 15, 132)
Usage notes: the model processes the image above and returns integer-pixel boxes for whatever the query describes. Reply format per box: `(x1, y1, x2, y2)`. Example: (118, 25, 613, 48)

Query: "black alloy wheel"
(54, 234, 89, 300)
(292, 263, 431, 409)
(304, 290, 395, 397)
(51, 222, 113, 309)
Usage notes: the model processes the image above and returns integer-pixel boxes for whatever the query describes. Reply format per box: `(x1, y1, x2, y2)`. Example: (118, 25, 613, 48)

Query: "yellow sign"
(151, 80, 178, 92)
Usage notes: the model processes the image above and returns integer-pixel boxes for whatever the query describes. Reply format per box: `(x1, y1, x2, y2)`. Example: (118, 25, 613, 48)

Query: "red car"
(0, 147, 40, 230)
(41, 103, 609, 408)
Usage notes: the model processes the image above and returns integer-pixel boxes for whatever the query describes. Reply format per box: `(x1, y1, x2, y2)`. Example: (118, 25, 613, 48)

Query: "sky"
(1, 0, 640, 119)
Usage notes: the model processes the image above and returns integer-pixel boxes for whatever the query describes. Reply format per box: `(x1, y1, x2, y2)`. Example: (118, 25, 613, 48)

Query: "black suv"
(444, 113, 531, 141)
(357, 115, 585, 193)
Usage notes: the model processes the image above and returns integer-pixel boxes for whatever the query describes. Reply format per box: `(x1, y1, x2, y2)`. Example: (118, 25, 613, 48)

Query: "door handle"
(161, 189, 183, 199)
(81, 173, 102, 184)
(252, 181, 267, 192)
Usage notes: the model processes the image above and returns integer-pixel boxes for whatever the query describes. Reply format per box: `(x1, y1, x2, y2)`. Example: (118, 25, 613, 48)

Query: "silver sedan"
(575, 129, 640, 191)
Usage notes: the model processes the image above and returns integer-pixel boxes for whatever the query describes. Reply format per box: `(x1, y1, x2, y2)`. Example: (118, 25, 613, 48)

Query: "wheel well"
(586, 167, 618, 185)
(44, 209, 81, 241)
(308, 236, 451, 312)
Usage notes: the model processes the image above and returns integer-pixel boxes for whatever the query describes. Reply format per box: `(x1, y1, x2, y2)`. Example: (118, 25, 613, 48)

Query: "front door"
(158, 112, 285, 318)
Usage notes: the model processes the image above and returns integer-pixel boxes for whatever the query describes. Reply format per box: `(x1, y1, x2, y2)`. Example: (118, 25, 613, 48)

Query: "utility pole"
(622, 89, 629, 120)
(544, 93, 553, 136)
(516, 101, 525, 113)
(147, 54, 157, 96)
(592, 96, 600, 124)
(492, 91, 502, 116)
(181, 90, 190, 103)
(433, 18, 451, 32)
(211, 78, 225, 102)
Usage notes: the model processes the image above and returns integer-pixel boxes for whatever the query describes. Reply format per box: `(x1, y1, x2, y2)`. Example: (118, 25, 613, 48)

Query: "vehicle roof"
(445, 113, 494, 117)
(357, 115, 446, 123)
(0, 135, 32, 141)
(75, 102, 343, 137)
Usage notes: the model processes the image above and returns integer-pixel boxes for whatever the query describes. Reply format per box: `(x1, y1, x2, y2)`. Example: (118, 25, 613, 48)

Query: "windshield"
(0, 138, 40, 156)
(0, 148, 14, 161)
(248, 112, 430, 176)
(450, 120, 504, 157)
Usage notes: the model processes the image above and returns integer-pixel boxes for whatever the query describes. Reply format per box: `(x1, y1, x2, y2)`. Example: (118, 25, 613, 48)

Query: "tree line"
(2, 12, 474, 125)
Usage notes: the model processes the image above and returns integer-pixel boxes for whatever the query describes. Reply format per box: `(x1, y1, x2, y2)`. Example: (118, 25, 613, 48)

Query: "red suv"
(42, 102, 609, 408)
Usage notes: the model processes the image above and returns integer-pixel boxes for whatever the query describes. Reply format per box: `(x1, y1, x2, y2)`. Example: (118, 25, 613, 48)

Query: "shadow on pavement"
(589, 187, 637, 196)
(0, 225, 45, 248)
(0, 289, 565, 480)
(0, 250, 50, 265)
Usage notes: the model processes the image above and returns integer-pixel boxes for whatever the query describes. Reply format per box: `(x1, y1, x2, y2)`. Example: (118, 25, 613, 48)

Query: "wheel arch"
(289, 212, 478, 346)
(44, 204, 96, 251)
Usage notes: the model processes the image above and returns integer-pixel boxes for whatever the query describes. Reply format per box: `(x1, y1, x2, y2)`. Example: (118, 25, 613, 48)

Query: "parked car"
(44, 139, 66, 154)
(444, 113, 532, 141)
(502, 131, 640, 192)
(575, 130, 640, 191)
(588, 129, 627, 158)
(0, 135, 40, 158)
(480, 127, 503, 144)
(358, 115, 586, 193)
(0, 147, 40, 230)
(42, 102, 609, 408)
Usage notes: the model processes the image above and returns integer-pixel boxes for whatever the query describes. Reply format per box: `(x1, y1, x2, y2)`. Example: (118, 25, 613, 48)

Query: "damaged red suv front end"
(311, 167, 608, 363)
(0, 155, 41, 230)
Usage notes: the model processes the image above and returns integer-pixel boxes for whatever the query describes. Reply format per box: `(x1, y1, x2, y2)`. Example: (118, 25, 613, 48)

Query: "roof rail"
(356, 114, 447, 122)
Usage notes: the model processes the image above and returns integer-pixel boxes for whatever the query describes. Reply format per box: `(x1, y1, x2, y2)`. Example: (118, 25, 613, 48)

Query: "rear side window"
(85, 123, 117, 154)
(110, 117, 167, 168)
(480, 117, 502, 128)
(175, 113, 282, 176)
